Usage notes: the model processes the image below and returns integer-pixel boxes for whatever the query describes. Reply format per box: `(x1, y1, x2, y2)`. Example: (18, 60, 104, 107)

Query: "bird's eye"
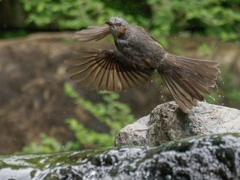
(116, 23, 121, 26)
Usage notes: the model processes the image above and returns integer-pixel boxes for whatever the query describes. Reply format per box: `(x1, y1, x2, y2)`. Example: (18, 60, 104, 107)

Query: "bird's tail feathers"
(158, 54, 219, 113)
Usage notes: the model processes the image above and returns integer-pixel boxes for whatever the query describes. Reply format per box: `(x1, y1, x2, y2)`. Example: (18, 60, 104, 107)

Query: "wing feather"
(65, 49, 155, 92)
(73, 26, 111, 42)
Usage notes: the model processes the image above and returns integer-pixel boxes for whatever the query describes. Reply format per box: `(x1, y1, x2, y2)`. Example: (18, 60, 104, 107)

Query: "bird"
(65, 17, 219, 113)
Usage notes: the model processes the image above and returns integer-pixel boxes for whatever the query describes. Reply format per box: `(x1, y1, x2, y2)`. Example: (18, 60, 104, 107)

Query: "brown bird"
(66, 17, 219, 113)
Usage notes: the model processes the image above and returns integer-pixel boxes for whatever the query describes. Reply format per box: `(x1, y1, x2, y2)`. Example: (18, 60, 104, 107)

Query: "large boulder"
(115, 101, 240, 146)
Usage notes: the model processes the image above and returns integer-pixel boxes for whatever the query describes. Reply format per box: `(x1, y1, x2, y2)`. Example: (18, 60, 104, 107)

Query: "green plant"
(19, 0, 240, 48)
(22, 83, 136, 153)
(64, 83, 136, 147)
(148, 0, 240, 45)
(22, 133, 79, 153)
(198, 43, 212, 56)
(19, 0, 149, 30)
(0, 30, 29, 39)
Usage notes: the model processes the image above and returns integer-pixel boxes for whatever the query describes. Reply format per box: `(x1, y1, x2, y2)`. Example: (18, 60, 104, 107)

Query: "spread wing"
(65, 49, 154, 92)
(73, 26, 111, 42)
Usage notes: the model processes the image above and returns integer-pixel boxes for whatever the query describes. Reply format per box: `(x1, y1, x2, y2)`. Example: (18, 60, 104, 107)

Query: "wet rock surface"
(0, 133, 240, 180)
(115, 101, 240, 146)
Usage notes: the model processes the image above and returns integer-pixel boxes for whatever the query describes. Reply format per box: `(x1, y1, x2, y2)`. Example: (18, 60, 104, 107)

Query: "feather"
(159, 53, 219, 113)
(73, 26, 111, 42)
(66, 49, 154, 92)
(67, 49, 154, 92)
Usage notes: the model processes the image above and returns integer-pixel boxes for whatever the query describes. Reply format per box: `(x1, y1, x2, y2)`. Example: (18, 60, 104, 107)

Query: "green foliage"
(64, 83, 136, 147)
(65, 118, 113, 147)
(19, 0, 149, 30)
(198, 43, 212, 56)
(22, 83, 136, 153)
(22, 133, 79, 153)
(0, 30, 29, 39)
(73, 91, 136, 129)
(19, 0, 240, 46)
(148, 0, 240, 45)
(64, 82, 78, 98)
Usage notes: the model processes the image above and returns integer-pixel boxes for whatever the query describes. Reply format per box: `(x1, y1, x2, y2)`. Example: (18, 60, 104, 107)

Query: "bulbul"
(66, 17, 219, 113)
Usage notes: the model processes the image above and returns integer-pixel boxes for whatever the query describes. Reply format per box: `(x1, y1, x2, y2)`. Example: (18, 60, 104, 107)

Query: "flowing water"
(0, 133, 240, 180)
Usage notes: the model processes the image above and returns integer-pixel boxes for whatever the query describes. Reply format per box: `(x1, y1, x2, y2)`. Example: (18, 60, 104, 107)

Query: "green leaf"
(198, 43, 212, 56)
(36, 2, 45, 12)
(64, 83, 78, 98)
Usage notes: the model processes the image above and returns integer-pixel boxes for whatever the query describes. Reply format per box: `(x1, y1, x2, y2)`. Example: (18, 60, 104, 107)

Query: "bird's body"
(66, 17, 219, 113)
(114, 24, 165, 67)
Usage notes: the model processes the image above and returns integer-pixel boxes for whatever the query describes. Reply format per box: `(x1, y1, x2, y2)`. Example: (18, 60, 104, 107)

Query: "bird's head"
(105, 17, 129, 39)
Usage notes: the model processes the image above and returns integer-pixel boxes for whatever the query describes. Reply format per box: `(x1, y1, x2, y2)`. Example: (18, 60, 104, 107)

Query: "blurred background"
(0, 0, 240, 154)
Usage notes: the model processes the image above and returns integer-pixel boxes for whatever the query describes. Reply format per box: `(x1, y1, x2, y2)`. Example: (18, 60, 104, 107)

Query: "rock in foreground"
(115, 101, 240, 146)
(0, 134, 240, 180)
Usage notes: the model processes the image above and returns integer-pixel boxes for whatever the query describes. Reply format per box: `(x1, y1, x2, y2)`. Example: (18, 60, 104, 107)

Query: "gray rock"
(115, 101, 240, 146)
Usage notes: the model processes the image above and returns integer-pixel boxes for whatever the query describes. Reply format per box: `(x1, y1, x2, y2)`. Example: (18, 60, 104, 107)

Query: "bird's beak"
(105, 21, 114, 27)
